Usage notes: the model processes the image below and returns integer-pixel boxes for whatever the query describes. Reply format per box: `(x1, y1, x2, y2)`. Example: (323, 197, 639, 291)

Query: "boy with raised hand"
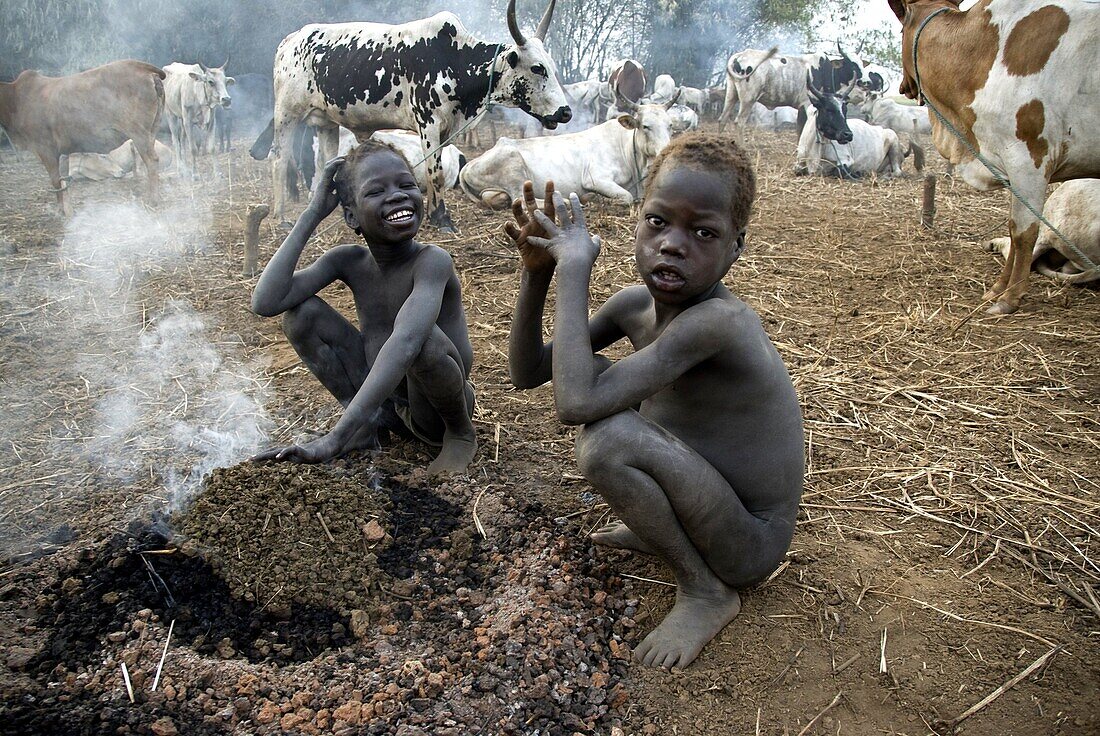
(506, 132, 804, 668)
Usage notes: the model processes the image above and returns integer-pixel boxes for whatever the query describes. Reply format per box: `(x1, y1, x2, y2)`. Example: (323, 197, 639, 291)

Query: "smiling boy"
(251, 141, 477, 475)
(507, 132, 804, 668)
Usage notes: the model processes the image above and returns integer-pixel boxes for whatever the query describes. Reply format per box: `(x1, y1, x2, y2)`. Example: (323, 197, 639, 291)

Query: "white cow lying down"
(336, 128, 465, 191)
(988, 179, 1100, 285)
(459, 99, 674, 209)
(796, 106, 906, 179)
(66, 140, 174, 181)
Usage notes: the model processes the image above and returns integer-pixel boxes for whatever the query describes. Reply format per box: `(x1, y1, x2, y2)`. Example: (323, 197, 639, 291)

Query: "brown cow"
(890, 0, 1099, 314)
(0, 60, 166, 216)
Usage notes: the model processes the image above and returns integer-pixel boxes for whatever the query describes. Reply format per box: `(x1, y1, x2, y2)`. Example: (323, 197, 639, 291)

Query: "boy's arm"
(531, 193, 725, 425)
(251, 158, 345, 317)
(507, 181, 622, 389)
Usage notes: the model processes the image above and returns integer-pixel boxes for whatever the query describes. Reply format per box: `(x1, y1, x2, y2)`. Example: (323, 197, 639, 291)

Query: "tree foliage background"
(0, 0, 898, 87)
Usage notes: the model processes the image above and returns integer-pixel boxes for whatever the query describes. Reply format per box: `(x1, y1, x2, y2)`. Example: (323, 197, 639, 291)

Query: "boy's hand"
(307, 157, 346, 219)
(251, 432, 343, 465)
(504, 180, 557, 275)
(527, 191, 601, 267)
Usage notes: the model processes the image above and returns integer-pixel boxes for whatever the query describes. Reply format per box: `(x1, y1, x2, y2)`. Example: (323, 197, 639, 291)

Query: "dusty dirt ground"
(0, 123, 1097, 736)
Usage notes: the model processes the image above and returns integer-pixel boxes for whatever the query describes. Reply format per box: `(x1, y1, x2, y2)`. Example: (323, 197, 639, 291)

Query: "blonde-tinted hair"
(644, 131, 756, 232)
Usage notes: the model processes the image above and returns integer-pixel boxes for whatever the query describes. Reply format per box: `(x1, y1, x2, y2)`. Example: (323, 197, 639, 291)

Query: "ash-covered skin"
(506, 161, 804, 670)
(251, 149, 478, 476)
(266, 6, 571, 230)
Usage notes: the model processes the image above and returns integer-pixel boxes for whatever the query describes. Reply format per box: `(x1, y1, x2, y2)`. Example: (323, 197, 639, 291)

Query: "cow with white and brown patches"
(0, 60, 165, 215)
(890, 0, 1100, 314)
(260, 0, 570, 232)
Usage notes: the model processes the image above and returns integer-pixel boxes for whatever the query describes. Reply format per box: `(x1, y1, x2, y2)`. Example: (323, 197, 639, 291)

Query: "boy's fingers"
(552, 192, 570, 224)
(503, 222, 521, 241)
(531, 209, 559, 232)
(526, 236, 551, 249)
(543, 181, 556, 216)
(511, 197, 527, 225)
(568, 192, 587, 229)
(522, 180, 538, 209)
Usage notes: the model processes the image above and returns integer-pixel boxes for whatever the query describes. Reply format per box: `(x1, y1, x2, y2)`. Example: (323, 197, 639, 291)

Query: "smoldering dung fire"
(55, 198, 272, 510)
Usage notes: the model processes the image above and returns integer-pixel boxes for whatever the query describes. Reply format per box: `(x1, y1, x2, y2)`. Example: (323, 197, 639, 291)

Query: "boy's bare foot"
(427, 432, 477, 476)
(590, 522, 654, 555)
(633, 585, 741, 669)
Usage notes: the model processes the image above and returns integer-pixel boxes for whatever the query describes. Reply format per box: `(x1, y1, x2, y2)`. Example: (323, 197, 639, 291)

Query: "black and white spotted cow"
(261, 0, 571, 231)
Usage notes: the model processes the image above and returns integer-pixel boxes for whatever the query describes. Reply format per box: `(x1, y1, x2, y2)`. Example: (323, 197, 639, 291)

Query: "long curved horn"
(805, 71, 822, 100)
(507, 0, 527, 46)
(664, 87, 682, 109)
(222, 54, 230, 69)
(840, 76, 858, 98)
(535, 0, 556, 41)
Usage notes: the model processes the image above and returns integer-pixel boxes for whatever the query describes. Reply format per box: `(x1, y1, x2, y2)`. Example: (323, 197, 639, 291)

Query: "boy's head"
(643, 132, 756, 234)
(634, 132, 757, 304)
(334, 141, 423, 242)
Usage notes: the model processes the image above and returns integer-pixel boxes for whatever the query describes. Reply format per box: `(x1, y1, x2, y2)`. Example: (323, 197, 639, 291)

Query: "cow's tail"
(250, 118, 275, 160)
(1035, 259, 1100, 285)
(151, 72, 165, 134)
(904, 137, 925, 172)
(729, 46, 778, 80)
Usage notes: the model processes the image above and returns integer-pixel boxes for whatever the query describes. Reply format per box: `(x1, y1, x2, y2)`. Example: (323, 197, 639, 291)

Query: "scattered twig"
(949, 646, 1064, 728)
(796, 692, 843, 736)
(621, 573, 676, 588)
(151, 619, 175, 691)
(120, 662, 135, 703)
(316, 512, 336, 543)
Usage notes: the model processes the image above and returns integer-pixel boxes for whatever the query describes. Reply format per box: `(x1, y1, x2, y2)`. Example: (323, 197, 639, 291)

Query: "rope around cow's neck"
(411, 43, 503, 169)
(628, 128, 644, 200)
(913, 7, 1098, 274)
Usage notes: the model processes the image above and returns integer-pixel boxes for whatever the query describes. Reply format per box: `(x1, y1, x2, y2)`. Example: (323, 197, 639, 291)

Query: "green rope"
(912, 8, 1098, 275)
(412, 43, 503, 169)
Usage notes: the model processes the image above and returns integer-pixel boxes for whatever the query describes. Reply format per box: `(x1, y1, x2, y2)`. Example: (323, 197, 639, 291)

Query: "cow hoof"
(436, 225, 459, 235)
(985, 300, 1018, 316)
(276, 220, 294, 232)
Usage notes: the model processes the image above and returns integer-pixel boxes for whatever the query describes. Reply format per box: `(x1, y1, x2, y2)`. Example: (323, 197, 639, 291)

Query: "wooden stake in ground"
(244, 204, 270, 276)
(921, 174, 936, 229)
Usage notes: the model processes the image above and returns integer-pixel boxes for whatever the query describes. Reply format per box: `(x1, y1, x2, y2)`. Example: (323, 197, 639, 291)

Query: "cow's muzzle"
(221, 98, 232, 108)
(837, 131, 853, 144)
(541, 106, 572, 129)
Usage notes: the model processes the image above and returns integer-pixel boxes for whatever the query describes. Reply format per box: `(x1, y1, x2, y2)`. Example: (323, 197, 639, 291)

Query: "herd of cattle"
(0, 0, 1096, 312)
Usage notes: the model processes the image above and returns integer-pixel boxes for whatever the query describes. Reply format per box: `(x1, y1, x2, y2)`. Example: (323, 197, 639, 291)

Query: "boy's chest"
(342, 261, 415, 327)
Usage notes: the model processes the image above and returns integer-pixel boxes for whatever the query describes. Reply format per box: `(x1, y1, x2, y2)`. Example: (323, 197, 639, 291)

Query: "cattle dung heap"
(5, 458, 637, 734)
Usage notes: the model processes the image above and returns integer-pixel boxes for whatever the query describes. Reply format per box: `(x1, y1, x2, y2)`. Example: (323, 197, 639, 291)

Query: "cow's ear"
(189, 71, 202, 81)
(617, 114, 638, 130)
(226, 77, 236, 86)
(507, 51, 520, 69)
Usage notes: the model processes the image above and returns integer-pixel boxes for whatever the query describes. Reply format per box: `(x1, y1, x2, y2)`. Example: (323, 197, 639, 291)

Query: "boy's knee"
(408, 329, 460, 379)
(282, 296, 326, 342)
(575, 412, 636, 479)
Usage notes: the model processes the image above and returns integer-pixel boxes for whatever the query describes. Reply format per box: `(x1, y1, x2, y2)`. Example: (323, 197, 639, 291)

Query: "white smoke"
(55, 199, 271, 510)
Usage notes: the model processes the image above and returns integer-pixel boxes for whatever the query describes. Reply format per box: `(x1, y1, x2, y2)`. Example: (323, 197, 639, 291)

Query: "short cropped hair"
(334, 140, 415, 211)
(643, 132, 756, 233)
